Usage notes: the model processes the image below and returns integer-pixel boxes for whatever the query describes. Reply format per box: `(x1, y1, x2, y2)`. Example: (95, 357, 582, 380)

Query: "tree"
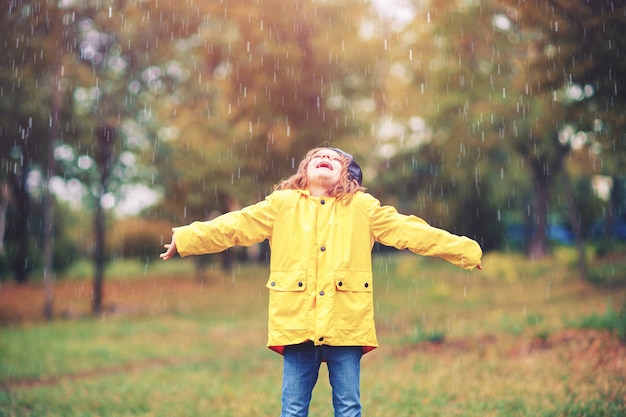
(494, 0, 626, 265)
(0, 1, 69, 284)
(155, 0, 381, 222)
(370, 0, 514, 249)
(376, 0, 625, 263)
(62, 0, 218, 313)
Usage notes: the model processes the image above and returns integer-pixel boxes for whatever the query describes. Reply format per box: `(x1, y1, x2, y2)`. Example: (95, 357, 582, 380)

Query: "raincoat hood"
(326, 147, 363, 185)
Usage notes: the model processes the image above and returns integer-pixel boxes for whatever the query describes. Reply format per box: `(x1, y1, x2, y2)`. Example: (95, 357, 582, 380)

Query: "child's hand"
(160, 232, 177, 260)
(476, 264, 482, 270)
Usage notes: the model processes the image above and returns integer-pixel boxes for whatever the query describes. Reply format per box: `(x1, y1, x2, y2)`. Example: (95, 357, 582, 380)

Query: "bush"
(109, 217, 174, 260)
(574, 301, 626, 342)
(587, 262, 626, 287)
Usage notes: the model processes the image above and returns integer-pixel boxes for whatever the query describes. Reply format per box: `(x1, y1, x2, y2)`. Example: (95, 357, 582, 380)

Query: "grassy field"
(0, 249, 625, 416)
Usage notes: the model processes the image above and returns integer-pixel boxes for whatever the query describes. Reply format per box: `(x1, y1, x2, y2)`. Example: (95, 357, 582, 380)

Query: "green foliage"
(2, 0, 625, 292)
(593, 239, 612, 258)
(378, 0, 626, 258)
(1, 0, 625, 291)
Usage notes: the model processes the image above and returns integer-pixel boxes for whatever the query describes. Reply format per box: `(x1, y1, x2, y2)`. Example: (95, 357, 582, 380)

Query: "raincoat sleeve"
(173, 193, 277, 257)
(363, 194, 482, 270)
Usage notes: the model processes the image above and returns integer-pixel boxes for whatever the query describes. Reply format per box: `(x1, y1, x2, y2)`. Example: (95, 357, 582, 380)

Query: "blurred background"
(0, 0, 624, 316)
(2, 2, 626, 415)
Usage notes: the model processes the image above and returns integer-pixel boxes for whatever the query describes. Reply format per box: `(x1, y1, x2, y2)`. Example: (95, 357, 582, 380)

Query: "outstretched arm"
(160, 192, 278, 259)
(159, 231, 177, 260)
(366, 195, 483, 270)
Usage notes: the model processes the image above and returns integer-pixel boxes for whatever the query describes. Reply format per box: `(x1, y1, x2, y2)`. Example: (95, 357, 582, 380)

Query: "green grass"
(1, 250, 625, 416)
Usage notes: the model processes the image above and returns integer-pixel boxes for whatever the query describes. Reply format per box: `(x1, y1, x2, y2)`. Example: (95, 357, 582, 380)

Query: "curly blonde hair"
(275, 147, 365, 202)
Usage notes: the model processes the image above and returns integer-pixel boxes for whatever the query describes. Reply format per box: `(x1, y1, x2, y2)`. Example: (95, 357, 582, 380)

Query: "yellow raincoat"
(173, 189, 482, 354)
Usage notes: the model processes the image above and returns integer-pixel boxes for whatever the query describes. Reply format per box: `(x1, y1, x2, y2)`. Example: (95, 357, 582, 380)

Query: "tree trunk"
(527, 162, 549, 260)
(43, 65, 64, 320)
(562, 171, 587, 280)
(93, 124, 115, 315)
(43, 182, 55, 320)
(0, 182, 9, 256)
(606, 177, 622, 241)
(93, 183, 105, 315)
(11, 165, 30, 284)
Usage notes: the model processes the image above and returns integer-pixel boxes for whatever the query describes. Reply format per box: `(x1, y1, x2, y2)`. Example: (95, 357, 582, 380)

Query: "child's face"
(306, 149, 343, 188)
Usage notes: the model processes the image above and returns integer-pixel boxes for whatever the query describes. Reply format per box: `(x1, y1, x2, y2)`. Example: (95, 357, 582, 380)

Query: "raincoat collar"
(296, 189, 338, 200)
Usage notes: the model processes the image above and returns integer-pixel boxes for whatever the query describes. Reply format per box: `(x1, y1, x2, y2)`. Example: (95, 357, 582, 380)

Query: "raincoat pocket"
(334, 269, 374, 330)
(266, 269, 308, 330)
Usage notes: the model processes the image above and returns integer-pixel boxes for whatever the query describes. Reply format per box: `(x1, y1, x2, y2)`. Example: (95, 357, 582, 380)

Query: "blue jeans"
(280, 341, 363, 417)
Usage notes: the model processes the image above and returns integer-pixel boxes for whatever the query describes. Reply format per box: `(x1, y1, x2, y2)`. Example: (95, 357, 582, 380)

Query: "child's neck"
(309, 181, 332, 197)
(309, 184, 330, 197)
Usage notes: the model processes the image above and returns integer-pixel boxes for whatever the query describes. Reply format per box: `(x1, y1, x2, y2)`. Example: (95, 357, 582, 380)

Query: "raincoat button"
(364, 282, 369, 288)
(320, 246, 326, 252)
(319, 291, 325, 296)
(319, 337, 324, 342)
(320, 199, 325, 205)
(338, 281, 343, 287)
(298, 282, 303, 287)
(271, 282, 276, 287)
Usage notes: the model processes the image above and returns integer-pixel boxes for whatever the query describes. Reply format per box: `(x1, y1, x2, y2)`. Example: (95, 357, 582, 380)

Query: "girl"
(160, 147, 482, 417)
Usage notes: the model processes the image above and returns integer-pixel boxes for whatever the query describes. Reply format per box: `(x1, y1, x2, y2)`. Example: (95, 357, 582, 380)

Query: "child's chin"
(316, 173, 336, 181)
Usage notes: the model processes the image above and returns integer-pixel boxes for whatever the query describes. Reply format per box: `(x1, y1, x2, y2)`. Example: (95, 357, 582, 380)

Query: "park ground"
(0, 249, 625, 416)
